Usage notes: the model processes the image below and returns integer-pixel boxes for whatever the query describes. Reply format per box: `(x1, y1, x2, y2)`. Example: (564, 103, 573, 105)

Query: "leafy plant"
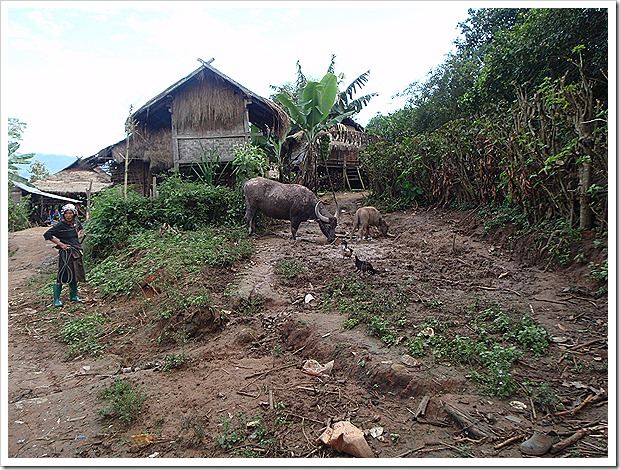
(61, 313, 109, 357)
(406, 305, 549, 398)
(215, 412, 273, 457)
(162, 353, 186, 371)
(231, 142, 268, 185)
(8, 195, 32, 232)
(274, 258, 307, 285)
(587, 259, 608, 283)
(97, 378, 147, 424)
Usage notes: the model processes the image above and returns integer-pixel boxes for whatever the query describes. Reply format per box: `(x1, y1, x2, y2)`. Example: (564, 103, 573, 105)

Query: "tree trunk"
(578, 161, 593, 230)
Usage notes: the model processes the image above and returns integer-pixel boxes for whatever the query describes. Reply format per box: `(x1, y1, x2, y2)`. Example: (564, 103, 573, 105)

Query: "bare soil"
(5, 192, 609, 462)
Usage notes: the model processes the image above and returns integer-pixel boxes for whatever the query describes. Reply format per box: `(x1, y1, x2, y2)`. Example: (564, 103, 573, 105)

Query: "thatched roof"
(33, 166, 112, 196)
(284, 121, 377, 165)
(131, 59, 290, 139)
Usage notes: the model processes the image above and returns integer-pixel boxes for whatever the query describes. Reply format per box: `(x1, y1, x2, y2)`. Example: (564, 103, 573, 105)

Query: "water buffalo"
(352, 206, 389, 240)
(243, 177, 338, 243)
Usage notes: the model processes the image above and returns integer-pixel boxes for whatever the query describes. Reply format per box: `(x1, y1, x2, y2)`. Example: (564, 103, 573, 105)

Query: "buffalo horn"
(315, 201, 331, 223)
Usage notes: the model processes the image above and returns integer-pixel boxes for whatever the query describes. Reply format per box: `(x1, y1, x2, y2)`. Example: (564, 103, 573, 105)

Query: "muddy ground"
(5, 192, 610, 463)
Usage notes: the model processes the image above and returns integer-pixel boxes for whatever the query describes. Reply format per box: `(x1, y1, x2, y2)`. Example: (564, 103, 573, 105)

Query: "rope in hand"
(56, 246, 80, 284)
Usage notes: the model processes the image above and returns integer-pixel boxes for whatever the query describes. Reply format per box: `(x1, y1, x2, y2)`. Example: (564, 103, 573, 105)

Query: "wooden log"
(550, 430, 587, 454)
(442, 401, 496, 440)
(415, 395, 431, 418)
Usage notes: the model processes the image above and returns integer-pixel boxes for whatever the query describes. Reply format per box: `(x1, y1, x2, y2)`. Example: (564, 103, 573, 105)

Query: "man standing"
(43, 203, 86, 307)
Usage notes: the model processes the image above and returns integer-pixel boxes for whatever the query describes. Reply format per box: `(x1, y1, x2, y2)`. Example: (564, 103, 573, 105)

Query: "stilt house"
(93, 59, 290, 196)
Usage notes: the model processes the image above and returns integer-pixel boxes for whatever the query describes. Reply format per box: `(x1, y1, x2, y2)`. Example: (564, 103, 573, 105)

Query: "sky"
(2, 0, 475, 159)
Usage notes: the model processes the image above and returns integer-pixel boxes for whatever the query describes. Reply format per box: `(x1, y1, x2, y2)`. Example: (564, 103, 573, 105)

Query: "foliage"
(88, 226, 252, 299)
(587, 258, 608, 283)
(405, 304, 550, 398)
(8, 195, 32, 232)
(161, 353, 186, 371)
(28, 160, 50, 183)
(215, 412, 273, 457)
(60, 313, 110, 357)
(8, 117, 35, 186)
(274, 258, 307, 286)
(365, 8, 607, 242)
(190, 144, 228, 186)
(231, 142, 269, 185)
(276, 71, 353, 188)
(97, 378, 147, 425)
(85, 177, 245, 259)
(321, 273, 407, 346)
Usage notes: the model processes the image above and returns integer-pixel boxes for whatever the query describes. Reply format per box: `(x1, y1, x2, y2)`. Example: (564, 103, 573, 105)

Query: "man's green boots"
(69, 283, 81, 302)
(53, 284, 63, 307)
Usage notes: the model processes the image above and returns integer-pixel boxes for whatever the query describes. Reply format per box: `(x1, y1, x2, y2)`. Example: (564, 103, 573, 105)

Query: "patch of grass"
(153, 286, 214, 320)
(405, 304, 550, 398)
(322, 273, 407, 346)
(97, 378, 147, 425)
(479, 202, 530, 235)
(215, 412, 273, 457)
(161, 353, 186, 371)
(237, 295, 265, 317)
(88, 226, 253, 299)
(274, 258, 307, 286)
(60, 313, 109, 357)
(180, 415, 209, 445)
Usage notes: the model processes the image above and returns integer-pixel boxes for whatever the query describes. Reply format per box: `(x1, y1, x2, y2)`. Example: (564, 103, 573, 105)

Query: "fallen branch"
(554, 393, 603, 416)
(550, 424, 607, 455)
(494, 433, 527, 450)
(244, 362, 296, 380)
(550, 430, 587, 454)
(442, 401, 496, 440)
(567, 338, 607, 350)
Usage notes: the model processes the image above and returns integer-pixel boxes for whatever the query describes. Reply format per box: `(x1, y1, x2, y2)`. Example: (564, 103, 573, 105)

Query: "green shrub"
(8, 195, 32, 232)
(85, 177, 246, 260)
(61, 313, 109, 357)
(98, 378, 147, 425)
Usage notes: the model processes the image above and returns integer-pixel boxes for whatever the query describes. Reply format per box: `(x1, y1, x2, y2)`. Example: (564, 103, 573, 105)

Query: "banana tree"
(276, 72, 354, 190)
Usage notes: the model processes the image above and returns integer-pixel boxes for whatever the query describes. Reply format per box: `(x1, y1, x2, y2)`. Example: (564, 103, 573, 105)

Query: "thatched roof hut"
(33, 160, 113, 199)
(282, 118, 378, 190)
(93, 59, 289, 196)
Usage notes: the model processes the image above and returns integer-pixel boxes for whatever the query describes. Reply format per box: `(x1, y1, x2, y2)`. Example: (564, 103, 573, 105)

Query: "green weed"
(97, 378, 147, 425)
(406, 305, 549, 398)
(180, 414, 209, 445)
(274, 258, 307, 285)
(322, 273, 407, 346)
(60, 313, 109, 357)
(215, 412, 273, 457)
(161, 353, 186, 371)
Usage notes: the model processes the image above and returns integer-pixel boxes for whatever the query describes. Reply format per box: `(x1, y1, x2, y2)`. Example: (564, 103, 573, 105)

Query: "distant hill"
(17, 154, 78, 179)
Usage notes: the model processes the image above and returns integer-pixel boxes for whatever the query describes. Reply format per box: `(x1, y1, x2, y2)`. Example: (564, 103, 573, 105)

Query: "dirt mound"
(5, 194, 609, 461)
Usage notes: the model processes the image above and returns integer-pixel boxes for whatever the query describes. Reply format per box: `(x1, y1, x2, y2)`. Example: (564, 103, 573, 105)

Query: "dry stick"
(494, 433, 527, 450)
(533, 297, 569, 305)
(567, 338, 607, 350)
(550, 429, 588, 455)
(554, 393, 596, 416)
(395, 444, 427, 458)
(236, 390, 260, 398)
(244, 362, 297, 380)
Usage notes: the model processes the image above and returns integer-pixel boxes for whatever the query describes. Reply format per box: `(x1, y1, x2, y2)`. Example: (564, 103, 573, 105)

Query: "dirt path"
(5, 195, 609, 461)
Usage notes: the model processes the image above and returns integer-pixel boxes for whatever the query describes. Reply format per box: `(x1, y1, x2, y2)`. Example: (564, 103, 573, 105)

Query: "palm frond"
(344, 70, 372, 99)
(327, 54, 336, 74)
